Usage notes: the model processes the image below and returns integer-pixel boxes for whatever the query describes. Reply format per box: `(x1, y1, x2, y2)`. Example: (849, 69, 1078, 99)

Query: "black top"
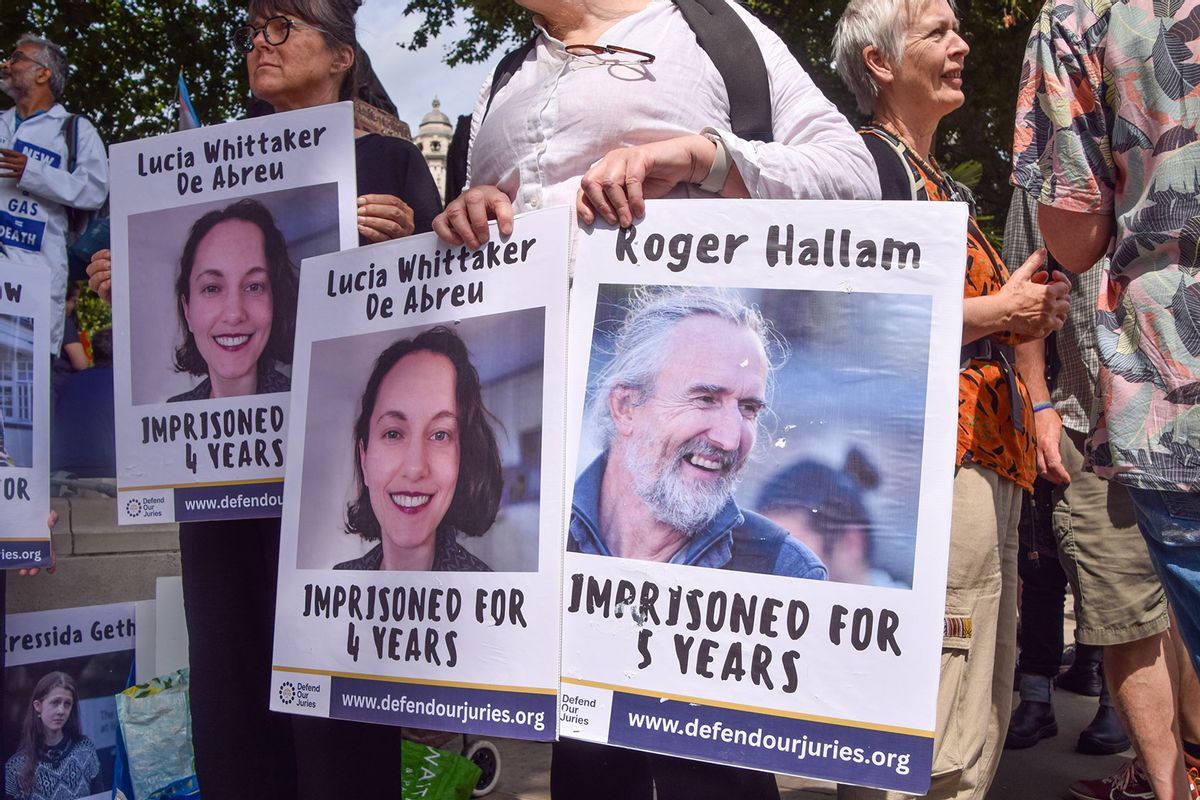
(167, 366, 291, 403)
(354, 134, 442, 241)
(52, 317, 81, 374)
(334, 528, 493, 572)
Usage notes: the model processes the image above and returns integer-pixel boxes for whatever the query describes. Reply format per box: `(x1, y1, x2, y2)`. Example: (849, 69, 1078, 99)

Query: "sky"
(355, 4, 503, 137)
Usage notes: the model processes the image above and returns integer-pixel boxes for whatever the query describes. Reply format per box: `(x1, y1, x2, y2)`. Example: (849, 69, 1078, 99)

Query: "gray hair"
(590, 287, 784, 448)
(16, 33, 68, 98)
(832, 0, 957, 115)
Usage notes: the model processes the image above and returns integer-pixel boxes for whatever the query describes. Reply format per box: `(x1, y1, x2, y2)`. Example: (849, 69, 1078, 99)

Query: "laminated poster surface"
(560, 200, 968, 793)
(270, 208, 570, 742)
(3, 602, 137, 800)
(108, 103, 358, 524)
(0, 263, 50, 568)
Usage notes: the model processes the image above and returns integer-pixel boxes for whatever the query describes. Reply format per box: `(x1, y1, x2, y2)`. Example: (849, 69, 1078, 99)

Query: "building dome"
(418, 98, 454, 138)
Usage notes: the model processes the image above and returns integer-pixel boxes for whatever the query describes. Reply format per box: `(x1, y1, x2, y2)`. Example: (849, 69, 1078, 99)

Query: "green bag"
(401, 740, 481, 800)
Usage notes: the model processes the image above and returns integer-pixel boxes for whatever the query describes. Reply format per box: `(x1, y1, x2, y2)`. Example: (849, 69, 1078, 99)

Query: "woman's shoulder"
(355, 133, 425, 165)
(434, 530, 493, 572)
(334, 543, 383, 570)
(168, 379, 211, 403)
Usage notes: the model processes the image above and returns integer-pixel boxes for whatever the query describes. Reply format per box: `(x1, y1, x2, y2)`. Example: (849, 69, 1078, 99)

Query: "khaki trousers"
(840, 463, 1021, 800)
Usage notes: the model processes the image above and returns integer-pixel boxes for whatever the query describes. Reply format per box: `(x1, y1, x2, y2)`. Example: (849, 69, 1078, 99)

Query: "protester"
(86, 1, 440, 796)
(337, 326, 502, 571)
(3, 671, 100, 800)
(1013, 0, 1200, 795)
(1005, 190, 1132, 758)
(432, 0, 879, 250)
(167, 199, 297, 402)
(1008, 189, 1200, 800)
(434, 0, 874, 792)
(832, 1, 1070, 797)
(0, 35, 107, 363)
(50, 282, 88, 401)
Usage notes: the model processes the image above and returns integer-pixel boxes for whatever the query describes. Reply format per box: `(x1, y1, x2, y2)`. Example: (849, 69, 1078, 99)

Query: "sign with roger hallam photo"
(269, 208, 569, 741)
(107, 103, 357, 524)
(560, 200, 967, 793)
(0, 263, 51, 568)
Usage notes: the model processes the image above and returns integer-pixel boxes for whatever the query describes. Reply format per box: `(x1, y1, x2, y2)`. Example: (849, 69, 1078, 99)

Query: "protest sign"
(560, 200, 967, 792)
(108, 103, 358, 524)
(0, 263, 50, 568)
(3, 602, 137, 800)
(270, 208, 569, 741)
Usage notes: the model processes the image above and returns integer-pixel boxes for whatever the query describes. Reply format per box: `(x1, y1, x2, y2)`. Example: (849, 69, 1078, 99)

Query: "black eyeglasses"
(3, 50, 50, 70)
(233, 16, 331, 53)
(564, 44, 656, 65)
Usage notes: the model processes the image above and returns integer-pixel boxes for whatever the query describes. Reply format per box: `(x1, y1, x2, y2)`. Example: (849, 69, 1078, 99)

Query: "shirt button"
(529, 197, 541, 209)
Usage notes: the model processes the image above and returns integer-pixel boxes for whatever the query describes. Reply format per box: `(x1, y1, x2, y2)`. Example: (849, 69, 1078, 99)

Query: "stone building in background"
(414, 97, 454, 199)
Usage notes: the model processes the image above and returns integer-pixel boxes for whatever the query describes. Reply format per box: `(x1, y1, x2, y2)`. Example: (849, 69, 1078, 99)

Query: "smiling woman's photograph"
(295, 310, 546, 572)
(125, 182, 340, 406)
(168, 199, 296, 402)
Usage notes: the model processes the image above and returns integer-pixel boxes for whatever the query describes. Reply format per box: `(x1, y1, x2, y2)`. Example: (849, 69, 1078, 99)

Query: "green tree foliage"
(400, 0, 1042, 232)
(0, 0, 249, 146)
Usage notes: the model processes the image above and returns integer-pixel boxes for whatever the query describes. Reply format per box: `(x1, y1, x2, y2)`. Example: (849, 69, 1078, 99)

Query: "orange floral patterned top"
(862, 126, 1036, 491)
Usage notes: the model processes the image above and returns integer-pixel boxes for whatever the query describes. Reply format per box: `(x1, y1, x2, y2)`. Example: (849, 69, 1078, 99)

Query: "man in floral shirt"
(1013, 1, 1200, 798)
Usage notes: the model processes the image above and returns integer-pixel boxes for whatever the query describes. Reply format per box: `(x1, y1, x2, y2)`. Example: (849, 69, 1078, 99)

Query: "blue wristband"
(1032, 402, 1054, 413)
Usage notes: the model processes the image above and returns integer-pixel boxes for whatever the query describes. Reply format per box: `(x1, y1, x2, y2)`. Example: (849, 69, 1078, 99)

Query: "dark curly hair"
(173, 199, 298, 377)
(346, 326, 503, 540)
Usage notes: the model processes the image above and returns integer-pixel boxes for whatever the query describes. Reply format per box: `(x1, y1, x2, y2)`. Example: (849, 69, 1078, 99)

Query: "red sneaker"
(1069, 760, 1155, 800)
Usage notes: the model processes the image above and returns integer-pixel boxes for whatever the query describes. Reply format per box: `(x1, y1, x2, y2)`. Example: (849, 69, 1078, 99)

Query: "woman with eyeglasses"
(432, 0, 880, 253)
(87, 2, 439, 798)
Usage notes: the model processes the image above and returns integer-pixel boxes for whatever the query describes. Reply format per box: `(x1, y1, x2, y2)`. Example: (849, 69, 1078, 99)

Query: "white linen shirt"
(465, 0, 880, 211)
(0, 103, 108, 354)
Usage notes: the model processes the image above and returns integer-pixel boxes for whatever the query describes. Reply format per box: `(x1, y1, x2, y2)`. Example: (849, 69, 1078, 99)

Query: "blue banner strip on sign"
(606, 691, 933, 794)
(0, 540, 52, 570)
(0, 209, 46, 252)
(173, 482, 284, 521)
(329, 676, 556, 741)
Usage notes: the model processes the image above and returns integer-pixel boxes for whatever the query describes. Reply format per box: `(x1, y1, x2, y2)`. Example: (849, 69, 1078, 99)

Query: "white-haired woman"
(832, 2, 1069, 799)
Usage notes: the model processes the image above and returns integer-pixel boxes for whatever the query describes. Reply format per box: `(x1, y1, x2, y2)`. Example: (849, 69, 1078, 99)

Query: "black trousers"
(551, 738, 780, 800)
(1016, 481, 1068, 678)
(180, 518, 405, 798)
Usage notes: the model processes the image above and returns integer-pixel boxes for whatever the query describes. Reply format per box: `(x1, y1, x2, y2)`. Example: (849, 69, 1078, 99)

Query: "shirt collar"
(570, 451, 744, 569)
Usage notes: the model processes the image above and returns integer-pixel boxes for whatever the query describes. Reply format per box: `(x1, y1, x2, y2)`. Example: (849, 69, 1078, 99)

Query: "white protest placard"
(270, 208, 569, 741)
(0, 263, 50, 568)
(108, 103, 358, 524)
(3, 602, 138, 800)
(560, 200, 966, 793)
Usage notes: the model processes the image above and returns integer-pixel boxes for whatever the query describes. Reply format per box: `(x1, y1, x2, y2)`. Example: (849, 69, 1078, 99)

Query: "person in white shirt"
(435, 2, 878, 797)
(0, 33, 108, 357)
(433, 0, 880, 250)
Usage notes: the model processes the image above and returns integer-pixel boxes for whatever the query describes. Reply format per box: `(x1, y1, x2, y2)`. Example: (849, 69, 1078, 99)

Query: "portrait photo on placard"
(295, 307, 546, 572)
(573, 283, 931, 589)
(0, 313, 35, 469)
(2, 652, 133, 800)
(125, 182, 339, 405)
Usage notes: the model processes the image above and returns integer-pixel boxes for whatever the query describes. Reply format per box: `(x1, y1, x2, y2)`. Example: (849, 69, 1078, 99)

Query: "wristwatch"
(698, 130, 731, 194)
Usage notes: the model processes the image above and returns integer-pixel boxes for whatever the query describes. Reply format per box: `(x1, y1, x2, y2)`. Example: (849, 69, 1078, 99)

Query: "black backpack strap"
(483, 36, 540, 120)
(62, 113, 80, 172)
(673, 0, 773, 143)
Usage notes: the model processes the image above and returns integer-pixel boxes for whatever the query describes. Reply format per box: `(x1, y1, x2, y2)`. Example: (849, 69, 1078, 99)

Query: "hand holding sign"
(0, 147, 29, 180)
